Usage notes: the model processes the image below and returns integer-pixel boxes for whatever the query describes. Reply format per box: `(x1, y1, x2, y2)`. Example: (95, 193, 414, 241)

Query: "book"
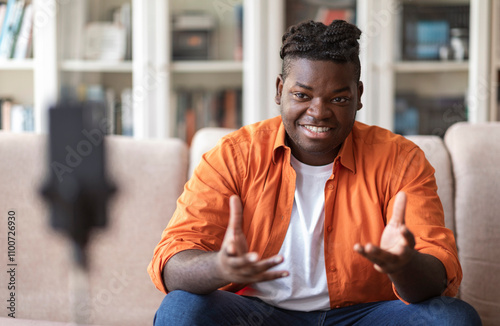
(120, 88, 133, 136)
(233, 4, 243, 61)
(105, 88, 116, 135)
(0, 0, 15, 49)
(222, 89, 237, 129)
(10, 103, 24, 132)
(12, 1, 31, 59)
(1, 98, 12, 130)
(0, 0, 24, 59)
(0, 3, 7, 39)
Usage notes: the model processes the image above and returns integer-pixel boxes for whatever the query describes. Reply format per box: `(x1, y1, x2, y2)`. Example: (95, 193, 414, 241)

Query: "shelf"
(171, 61, 243, 73)
(393, 61, 469, 73)
(60, 60, 133, 72)
(0, 59, 35, 71)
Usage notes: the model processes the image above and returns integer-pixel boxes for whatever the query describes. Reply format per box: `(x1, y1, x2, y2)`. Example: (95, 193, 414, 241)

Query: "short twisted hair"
(280, 20, 362, 81)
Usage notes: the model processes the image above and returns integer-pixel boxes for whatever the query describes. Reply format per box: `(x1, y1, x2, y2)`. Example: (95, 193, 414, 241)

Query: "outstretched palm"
(354, 192, 416, 274)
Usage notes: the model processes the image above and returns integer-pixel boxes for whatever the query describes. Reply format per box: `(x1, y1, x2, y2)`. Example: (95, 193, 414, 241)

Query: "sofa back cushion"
(445, 122, 500, 325)
(406, 136, 455, 233)
(0, 133, 188, 325)
(189, 127, 236, 177)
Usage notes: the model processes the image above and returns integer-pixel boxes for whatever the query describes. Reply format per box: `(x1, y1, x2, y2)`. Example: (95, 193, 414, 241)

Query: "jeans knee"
(154, 290, 212, 326)
(408, 297, 482, 326)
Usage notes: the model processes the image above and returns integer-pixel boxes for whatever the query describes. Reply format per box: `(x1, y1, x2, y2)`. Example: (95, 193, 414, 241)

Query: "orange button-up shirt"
(148, 116, 461, 308)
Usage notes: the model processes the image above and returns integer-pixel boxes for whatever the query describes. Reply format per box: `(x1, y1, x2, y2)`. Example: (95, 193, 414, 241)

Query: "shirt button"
(335, 305, 340, 308)
(328, 184, 334, 190)
(330, 266, 336, 272)
(327, 226, 332, 232)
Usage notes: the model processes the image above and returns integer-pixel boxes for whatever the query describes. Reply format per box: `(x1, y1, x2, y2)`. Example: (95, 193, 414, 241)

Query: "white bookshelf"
(0, 59, 35, 70)
(171, 61, 243, 73)
(392, 61, 469, 73)
(2, 0, 498, 137)
(60, 60, 133, 73)
(357, 0, 496, 134)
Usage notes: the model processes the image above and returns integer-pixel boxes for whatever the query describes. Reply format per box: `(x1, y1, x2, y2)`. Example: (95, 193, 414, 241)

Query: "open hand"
(354, 192, 416, 274)
(216, 195, 289, 284)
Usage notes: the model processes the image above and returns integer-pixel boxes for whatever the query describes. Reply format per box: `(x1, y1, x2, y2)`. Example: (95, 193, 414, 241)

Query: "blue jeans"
(153, 290, 481, 326)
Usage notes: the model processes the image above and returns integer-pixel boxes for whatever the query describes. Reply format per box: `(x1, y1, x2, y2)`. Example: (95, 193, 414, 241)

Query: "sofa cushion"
(406, 136, 455, 233)
(189, 127, 236, 177)
(0, 133, 188, 325)
(445, 122, 500, 325)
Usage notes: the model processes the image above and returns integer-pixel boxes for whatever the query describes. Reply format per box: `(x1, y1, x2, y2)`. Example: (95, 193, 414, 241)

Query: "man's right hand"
(164, 195, 287, 294)
(216, 195, 289, 284)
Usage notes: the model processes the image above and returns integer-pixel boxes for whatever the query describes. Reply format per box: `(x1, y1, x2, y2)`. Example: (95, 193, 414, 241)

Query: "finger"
(227, 195, 243, 234)
(225, 195, 246, 256)
(226, 253, 283, 271)
(252, 270, 289, 283)
(354, 243, 397, 267)
(390, 192, 407, 227)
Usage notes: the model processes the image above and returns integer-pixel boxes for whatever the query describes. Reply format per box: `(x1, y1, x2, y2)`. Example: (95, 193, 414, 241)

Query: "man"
(149, 20, 481, 325)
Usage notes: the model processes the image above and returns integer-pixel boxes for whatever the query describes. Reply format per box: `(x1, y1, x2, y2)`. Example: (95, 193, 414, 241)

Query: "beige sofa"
(0, 121, 499, 325)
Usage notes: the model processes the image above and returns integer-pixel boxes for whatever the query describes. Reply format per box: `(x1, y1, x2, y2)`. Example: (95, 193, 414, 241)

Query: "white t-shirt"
(246, 155, 334, 311)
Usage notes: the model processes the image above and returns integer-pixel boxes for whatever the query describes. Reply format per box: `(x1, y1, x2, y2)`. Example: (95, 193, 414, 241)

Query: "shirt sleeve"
(387, 144, 462, 302)
(147, 136, 244, 294)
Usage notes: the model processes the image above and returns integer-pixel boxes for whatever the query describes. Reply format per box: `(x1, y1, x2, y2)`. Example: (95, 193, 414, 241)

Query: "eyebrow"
(294, 82, 352, 94)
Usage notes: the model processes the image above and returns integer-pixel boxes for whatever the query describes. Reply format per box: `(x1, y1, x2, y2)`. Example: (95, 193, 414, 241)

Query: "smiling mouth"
(302, 125, 332, 133)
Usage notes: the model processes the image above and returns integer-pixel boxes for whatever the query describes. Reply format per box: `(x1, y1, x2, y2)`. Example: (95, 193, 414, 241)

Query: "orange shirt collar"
(272, 120, 356, 174)
(338, 124, 356, 174)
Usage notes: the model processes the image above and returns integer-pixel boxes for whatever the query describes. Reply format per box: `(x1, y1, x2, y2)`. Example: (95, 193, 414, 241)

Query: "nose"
(307, 98, 332, 120)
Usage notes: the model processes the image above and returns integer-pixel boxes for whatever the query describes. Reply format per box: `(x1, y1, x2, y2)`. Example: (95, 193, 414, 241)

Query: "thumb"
(228, 195, 243, 233)
(225, 195, 245, 256)
(390, 192, 407, 227)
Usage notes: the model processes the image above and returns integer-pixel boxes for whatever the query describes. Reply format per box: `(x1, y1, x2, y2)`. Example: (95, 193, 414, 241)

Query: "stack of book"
(0, 0, 34, 60)
(175, 88, 242, 146)
(0, 97, 34, 132)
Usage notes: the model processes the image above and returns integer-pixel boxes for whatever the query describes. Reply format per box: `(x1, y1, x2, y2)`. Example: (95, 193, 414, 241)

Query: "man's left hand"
(354, 192, 416, 274)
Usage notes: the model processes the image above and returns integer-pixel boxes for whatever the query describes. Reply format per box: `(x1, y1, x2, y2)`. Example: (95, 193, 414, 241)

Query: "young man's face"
(275, 58, 363, 166)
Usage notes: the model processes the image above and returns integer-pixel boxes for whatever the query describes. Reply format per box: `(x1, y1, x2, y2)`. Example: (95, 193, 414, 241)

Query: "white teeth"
(303, 125, 330, 133)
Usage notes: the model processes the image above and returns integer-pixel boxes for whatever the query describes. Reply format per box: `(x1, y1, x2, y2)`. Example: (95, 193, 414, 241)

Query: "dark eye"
(293, 92, 309, 100)
(332, 97, 348, 103)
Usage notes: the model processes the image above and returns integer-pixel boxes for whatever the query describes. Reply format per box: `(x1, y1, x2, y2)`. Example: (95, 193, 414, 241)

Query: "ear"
(275, 74, 284, 105)
(356, 81, 364, 111)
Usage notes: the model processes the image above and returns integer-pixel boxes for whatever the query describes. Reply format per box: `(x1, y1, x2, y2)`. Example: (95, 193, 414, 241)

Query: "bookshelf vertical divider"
(468, 0, 491, 123)
(490, 0, 500, 121)
(33, 0, 58, 133)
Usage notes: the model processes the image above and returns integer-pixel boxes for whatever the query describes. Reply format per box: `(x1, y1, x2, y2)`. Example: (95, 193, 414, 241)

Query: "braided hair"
(280, 20, 362, 81)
